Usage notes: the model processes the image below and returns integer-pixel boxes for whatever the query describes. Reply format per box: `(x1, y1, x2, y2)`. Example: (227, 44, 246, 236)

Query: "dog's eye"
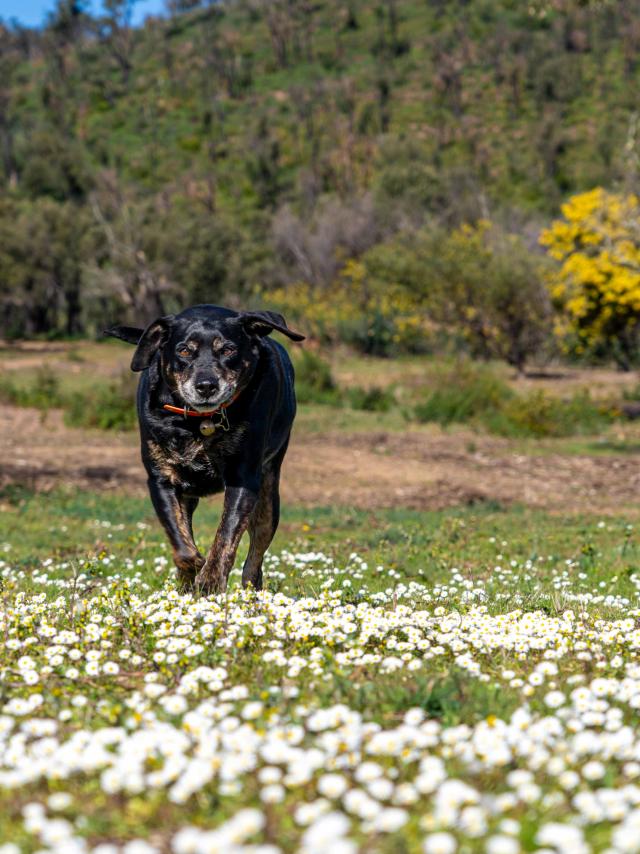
(177, 347, 192, 358)
(222, 346, 236, 357)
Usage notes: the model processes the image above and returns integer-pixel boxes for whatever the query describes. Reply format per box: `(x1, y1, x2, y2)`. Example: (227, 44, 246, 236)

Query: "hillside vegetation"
(1, 0, 640, 362)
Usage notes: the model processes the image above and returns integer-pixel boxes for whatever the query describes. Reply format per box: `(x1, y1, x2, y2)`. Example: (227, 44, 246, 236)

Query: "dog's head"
(105, 306, 304, 412)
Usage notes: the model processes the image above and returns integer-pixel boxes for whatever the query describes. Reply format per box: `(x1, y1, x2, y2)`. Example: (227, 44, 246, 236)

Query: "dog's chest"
(147, 424, 247, 490)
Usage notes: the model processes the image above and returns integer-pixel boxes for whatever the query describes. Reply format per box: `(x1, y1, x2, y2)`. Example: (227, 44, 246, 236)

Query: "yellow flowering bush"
(265, 221, 550, 367)
(541, 188, 640, 368)
(262, 259, 433, 355)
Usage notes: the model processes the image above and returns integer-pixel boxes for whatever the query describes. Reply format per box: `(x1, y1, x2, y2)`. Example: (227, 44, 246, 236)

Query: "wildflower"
(318, 774, 349, 799)
(486, 837, 520, 854)
(261, 784, 285, 803)
(423, 833, 457, 854)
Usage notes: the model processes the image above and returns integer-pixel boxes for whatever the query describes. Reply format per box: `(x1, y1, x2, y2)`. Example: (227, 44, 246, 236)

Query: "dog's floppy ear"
(131, 315, 175, 372)
(104, 325, 144, 345)
(238, 311, 305, 342)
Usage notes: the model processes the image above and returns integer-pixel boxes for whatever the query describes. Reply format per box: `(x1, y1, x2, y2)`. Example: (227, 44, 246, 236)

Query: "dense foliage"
(542, 188, 640, 369)
(2, 0, 640, 363)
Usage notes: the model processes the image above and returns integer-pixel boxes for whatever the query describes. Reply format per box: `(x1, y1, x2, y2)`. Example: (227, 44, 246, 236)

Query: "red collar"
(162, 390, 241, 418)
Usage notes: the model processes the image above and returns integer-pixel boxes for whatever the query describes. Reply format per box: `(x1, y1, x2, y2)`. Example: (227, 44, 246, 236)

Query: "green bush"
(0, 366, 64, 411)
(486, 390, 612, 438)
(345, 385, 396, 412)
(292, 351, 397, 411)
(412, 361, 612, 437)
(0, 366, 137, 430)
(293, 350, 342, 406)
(336, 311, 396, 358)
(413, 361, 514, 426)
(64, 373, 138, 431)
(362, 222, 551, 370)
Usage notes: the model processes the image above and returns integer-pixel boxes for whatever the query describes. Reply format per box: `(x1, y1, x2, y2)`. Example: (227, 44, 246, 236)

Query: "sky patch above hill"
(1, 0, 165, 28)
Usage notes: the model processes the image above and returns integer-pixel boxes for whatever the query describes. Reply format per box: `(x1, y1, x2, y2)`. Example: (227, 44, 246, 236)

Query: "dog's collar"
(162, 390, 241, 419)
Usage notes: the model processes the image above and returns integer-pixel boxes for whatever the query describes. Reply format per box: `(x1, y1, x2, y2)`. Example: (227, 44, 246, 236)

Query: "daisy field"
(1, 490, 640, 854)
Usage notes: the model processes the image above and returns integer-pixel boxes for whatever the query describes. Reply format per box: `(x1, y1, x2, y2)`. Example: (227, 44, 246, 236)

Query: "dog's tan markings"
(173, 439, 207, 466)
(242, 469, 277, 589)
(170, 495, 194, 547)
(162, 358, 181, 388)
(211, 337, 225, 353)
(195, 491, 254, 594)
(172, 537, 205, 590)
(147, 439, 179, 485)
(148, 437, 218, 486)
(147, 439, 165, 467)
(163, 485, 204, 586)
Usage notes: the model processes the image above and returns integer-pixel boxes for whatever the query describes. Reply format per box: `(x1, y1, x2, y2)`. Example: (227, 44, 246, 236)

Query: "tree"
(273, 194, 381, 287)
(94, 0, 137, 86)
(246, 113, 286, 209)
(540, 188, 640, 369)
(367, 221, 551, 371)
(0, 198, 93, 336)
(45, 0, 90, 58)
(87, 177, 178, 324)
(0, 25, 18, 186)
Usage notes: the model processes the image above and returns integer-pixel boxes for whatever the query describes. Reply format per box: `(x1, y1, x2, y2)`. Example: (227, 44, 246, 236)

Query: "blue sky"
(1, 0, 166, 28)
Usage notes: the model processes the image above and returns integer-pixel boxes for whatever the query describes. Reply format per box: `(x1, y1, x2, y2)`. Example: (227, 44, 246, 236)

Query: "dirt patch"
(0, 407, 143, 494)
(284, 430, 640, 513)
(1, 405, 639, 514)
(0, 340, 130, 378)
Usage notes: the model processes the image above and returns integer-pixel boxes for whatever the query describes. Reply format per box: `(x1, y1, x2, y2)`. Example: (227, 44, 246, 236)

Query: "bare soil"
(1, 404, 639, 514)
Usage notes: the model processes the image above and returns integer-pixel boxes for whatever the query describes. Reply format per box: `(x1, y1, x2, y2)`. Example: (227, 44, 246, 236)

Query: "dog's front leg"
(148, 478, 205, 587)
(195, 486, 257, 595)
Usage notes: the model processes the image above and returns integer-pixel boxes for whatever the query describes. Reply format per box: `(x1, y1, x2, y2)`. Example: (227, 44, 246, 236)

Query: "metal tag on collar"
(199, 409, 230, 437)
(199, 418, 216, 437)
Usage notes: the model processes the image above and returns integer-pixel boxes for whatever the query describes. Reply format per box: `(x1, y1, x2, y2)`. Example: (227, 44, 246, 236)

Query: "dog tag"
(199, 419, 216, 437)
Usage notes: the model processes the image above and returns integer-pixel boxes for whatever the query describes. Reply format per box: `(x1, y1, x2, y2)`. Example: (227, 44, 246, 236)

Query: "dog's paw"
(241, 567, 264, 591)
(175, 568, 197, 593)
(173, 550, 205, 572)
(173, 551, 205, 593)
(194, 568, 226, 597)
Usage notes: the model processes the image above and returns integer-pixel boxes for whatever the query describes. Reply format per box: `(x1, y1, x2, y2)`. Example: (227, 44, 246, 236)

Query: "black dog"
(106, 305, 304, 594)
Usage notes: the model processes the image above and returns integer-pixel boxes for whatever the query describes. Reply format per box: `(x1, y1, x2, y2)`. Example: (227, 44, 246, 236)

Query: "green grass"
(2, 488, 640, 850)
(2, 486, 638, 609)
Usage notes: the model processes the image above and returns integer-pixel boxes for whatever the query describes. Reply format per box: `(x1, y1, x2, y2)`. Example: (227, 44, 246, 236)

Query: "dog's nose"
(195, 378, 218, 397)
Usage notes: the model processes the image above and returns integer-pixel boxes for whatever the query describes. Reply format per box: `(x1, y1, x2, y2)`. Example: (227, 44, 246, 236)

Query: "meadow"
(2, 343, 640, 851)
(3, 489, 640, 853)
(4, 0, 640, 847)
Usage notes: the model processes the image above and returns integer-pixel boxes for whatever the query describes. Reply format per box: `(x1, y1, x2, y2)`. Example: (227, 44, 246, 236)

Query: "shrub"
(0, 366, 137, 430)
(541, 188, 640, 370)
(486, 390, 612, 438)
(0, 366, 64, 411)
(412, 361, 612, 437)
(335, 310, 396, 357)
(265, 260, 433, 357)
(64, 373, 138, 431)
(292, 351, 396, 411)
(387, 221, 552, 372)
(413, 361, 514, 426)
(292, 350, 342, 406)
(346, 385, 396, 412)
